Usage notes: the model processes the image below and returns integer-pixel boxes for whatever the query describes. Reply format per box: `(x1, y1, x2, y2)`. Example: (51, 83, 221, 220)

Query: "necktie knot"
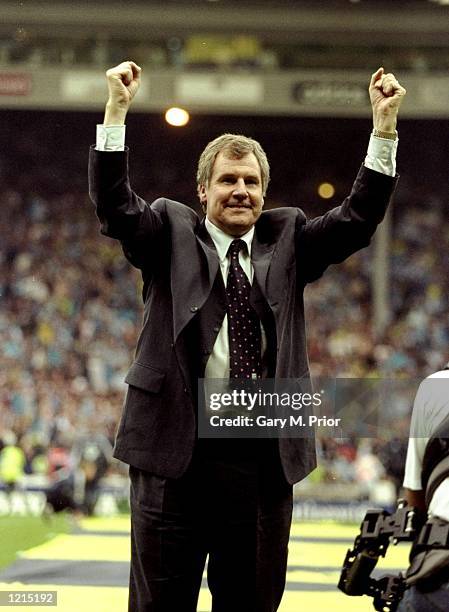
(228, 239, 246, 259)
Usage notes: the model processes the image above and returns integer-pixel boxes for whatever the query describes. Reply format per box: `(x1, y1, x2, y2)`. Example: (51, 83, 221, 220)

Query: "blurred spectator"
(0, 431, 26, 493)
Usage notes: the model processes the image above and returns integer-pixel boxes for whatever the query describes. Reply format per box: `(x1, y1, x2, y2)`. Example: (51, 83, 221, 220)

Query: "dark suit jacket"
(88, 146, 398, 484)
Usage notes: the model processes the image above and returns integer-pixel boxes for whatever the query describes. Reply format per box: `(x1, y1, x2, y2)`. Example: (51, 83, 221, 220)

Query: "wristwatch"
(372, 129, 398, 140)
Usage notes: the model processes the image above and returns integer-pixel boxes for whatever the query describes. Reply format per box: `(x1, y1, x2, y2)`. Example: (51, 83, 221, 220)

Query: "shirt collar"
(205, 217, 254, 262)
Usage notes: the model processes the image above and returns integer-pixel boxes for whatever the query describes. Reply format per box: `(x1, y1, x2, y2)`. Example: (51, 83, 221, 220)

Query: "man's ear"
(198, 184, 208, 213)
(198, 184, 207, 206)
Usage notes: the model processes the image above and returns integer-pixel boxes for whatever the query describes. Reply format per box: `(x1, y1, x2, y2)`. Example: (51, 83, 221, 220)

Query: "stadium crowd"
(1, 115, 448, 504)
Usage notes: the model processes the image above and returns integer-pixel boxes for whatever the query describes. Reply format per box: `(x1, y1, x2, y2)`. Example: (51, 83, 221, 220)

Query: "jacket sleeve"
(295, 164, 398, 284)
(88, 146, 166, 270)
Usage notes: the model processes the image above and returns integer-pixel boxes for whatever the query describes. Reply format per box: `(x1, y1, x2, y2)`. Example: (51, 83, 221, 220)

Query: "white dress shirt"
(203, 217, 268, 378)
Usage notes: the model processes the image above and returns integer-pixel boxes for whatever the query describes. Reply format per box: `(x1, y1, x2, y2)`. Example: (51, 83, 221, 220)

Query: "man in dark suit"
(89, 61, 405, 611)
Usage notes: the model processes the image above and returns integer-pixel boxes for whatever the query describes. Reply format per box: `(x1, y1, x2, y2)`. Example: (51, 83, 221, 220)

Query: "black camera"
(338, 500, 423, 611)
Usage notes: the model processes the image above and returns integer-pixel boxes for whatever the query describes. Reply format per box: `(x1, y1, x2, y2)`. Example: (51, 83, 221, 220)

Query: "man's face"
(199, 151, 264, 236)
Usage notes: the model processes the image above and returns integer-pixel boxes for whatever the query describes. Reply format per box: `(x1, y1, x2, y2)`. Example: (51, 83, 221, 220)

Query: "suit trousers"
(128, 441, 293, 612)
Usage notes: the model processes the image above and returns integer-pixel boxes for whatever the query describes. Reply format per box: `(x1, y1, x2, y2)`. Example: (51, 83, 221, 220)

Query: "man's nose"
(232, 179, 248, 198)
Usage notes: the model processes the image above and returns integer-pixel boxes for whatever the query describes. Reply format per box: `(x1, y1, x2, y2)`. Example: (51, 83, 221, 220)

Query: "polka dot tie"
(226, 239, 262, 379)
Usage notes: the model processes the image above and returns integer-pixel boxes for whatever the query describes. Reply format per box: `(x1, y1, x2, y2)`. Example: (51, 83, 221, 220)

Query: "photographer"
(397, 367, 449, 610)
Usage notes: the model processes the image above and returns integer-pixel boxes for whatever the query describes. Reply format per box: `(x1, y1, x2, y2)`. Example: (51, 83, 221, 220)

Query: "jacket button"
(213, 326, 220, 332)
(190, 306, 199, 313)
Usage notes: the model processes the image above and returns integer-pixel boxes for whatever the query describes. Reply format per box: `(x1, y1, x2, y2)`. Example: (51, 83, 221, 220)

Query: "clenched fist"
(369, 67, 406, 134)
(104, 61, 142, 125)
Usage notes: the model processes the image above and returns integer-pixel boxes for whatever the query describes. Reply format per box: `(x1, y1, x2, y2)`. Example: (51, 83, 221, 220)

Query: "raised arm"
(88, 61, 165, 269)
(295, 68, 406, 283)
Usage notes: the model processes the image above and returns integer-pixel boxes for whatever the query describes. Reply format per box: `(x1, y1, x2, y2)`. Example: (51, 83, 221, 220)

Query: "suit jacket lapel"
(251, 232, 276, 298)
(195, 220, 220, 286)
(171, 218, 219, 343)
